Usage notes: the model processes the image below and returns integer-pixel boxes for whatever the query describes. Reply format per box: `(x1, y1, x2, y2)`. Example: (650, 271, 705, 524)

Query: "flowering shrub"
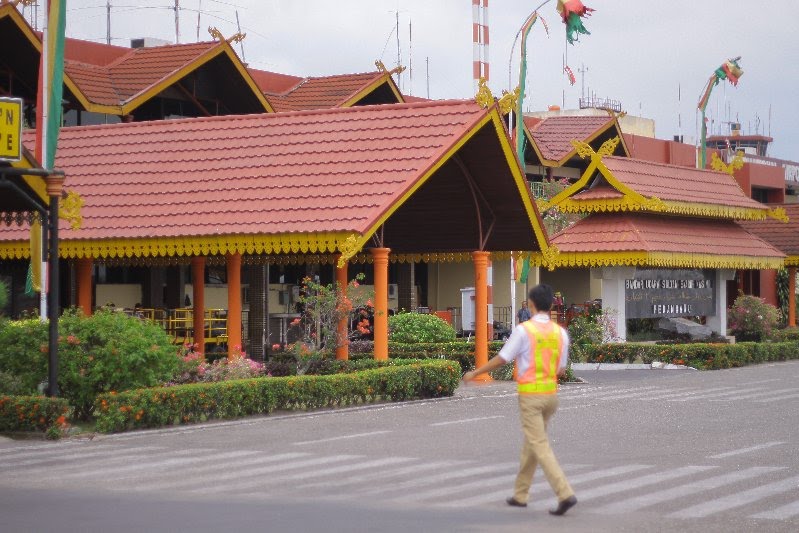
(0, 309, 179, 419)
(388, 313, 456, 344)
(0, 395, 69, 439)
(95, 359, 461, 433)
(288, 274, 374, 353)
(202, 354, 265, 382)
(728, 295, 780, 341)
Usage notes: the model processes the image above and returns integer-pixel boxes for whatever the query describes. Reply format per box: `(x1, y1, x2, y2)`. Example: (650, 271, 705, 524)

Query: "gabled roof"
(2, 100, 548, 262)
(543, 149, 785, 222)
(258, 71, 404, 112)
(739, 204, 799, 265)
(548, 212, 784, 270)
(0, 5, 272, 115)
(522, 115, 628, 166)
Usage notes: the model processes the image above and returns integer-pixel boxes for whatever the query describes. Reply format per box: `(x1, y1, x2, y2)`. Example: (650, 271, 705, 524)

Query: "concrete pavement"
(1, 361, 798, 532)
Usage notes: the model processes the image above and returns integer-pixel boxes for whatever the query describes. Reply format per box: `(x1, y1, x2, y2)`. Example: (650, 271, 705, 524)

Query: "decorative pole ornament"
(556, 0, 595, 44)
(697, 57, 743, 169)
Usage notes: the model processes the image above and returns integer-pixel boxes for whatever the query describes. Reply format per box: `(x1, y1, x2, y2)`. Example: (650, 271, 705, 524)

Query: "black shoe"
(549, 495, 577, 516)
(506, 497, 527, 508)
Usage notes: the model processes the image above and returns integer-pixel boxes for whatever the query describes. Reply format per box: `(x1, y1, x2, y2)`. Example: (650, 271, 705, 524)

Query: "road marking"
(572, 386, 661, 399)
(134, 452, 310, 491)
(673, 474, 799, 518)
(750, 498, 799, 520)
(646, 387, 735, 401)
(430, 416, 505, 427)
(171, 454, 360, 492)
(530, 465, 717, 511)
(293, 430, 391, 446)
(669, 387, 765, 402)
(755, 392, 799, 403)
(3, 449, 204, 477)
(296, 460, 466, 490)
(559, 403, 601, 410)
(0, 441, 83, 454)
(57, 451, 224, 479)
(0, 446, 164, 468)
(747, 378, 783, 385)
(394, 472, 516, 503)
(201, 456, 412, 494)
(708, 388, 797, 402)
(362, 463, 519, 496)
(595, 466, 784, 514)
(708, 442, 785, 459)
(444, 464, 645, 508)
(593, 388, 694, 402)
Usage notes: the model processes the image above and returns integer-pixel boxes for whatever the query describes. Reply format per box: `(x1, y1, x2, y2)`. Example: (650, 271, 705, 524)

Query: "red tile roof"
(551, 213, 784, 259)
(601, 156, 766, 210)
(738, 204, 799, 257)
(525, 115, 615, 162)
(572, 184, 623, 200)
(263, 72, 397, 112)
(8, 100, 489, 243)
(246, 68, 303, 94)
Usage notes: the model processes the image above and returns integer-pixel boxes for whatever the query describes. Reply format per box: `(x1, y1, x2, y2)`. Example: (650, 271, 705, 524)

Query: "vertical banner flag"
(27, 0, 67, 297)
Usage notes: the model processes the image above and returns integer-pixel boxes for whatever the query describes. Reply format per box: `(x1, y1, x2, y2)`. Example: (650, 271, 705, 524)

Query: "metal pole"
(106, 1, 111, 44)
(174, 0, 180, 44)
(47, 196, 59, 397)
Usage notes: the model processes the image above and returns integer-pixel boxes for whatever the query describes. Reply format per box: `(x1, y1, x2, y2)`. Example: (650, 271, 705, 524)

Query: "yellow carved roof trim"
(0, 232, 353, 261)
(340, 73, 405, 108)
(528, 250, 785, 270)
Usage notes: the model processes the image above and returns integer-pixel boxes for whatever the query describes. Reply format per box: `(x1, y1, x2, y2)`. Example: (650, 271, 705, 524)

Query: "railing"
(128, 307, 229, 347)
(579, 96, 622, 113)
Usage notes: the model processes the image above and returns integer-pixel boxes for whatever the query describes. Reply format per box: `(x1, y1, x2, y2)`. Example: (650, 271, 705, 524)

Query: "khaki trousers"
(513, 393, 574, 503)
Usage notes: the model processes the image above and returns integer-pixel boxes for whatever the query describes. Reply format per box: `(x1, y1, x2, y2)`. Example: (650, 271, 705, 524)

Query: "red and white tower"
(472, 0, 489, 91)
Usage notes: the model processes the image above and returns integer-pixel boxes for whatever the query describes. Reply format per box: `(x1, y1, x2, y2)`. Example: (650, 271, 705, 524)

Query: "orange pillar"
(335, 256, 349, 360)
(76, 258, 93, 316)
(226, 252, 242, 358)
(473, 250, 492, 381)
(371, 247, 390, 360)
(790, 267, 797, 328)
(191, 257, 206, 356)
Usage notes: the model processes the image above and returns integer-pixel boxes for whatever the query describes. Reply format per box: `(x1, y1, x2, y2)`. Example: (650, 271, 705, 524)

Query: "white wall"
(95, 284, 142, 309)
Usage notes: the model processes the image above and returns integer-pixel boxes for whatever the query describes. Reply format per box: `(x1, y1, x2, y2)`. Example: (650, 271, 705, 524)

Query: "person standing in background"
(517, 300, 532, 323)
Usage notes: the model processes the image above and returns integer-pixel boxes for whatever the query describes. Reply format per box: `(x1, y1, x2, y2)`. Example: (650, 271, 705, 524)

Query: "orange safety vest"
(517, 320, 563, 395)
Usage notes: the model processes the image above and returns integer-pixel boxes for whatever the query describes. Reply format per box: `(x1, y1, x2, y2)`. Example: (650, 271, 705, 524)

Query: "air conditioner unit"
(388, 284, 398, 299)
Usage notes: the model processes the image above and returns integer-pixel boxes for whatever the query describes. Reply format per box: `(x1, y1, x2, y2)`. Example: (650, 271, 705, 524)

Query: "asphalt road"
(1, 361, 798, 533)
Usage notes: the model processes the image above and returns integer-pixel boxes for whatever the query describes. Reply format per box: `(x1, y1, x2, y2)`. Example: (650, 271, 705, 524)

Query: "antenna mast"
(196, 0, 201, 41)
(174, 0, 180, 44)
(235, 10, 246, 62)
(472, 0, 489, 92)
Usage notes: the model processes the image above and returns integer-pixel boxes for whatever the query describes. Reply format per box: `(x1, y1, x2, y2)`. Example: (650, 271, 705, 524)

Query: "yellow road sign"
(0, 97, 23, 162)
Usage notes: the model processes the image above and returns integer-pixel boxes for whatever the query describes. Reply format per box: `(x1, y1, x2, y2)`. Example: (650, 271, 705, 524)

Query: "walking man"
(463, 283, 577, 516)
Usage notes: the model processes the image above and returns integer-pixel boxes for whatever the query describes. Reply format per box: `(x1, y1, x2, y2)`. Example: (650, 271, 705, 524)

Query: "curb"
(571, 363, 696, 371)
(91, 395, 459, 441)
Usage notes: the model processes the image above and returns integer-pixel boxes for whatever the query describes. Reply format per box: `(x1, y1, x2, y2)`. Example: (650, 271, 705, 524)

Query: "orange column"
(335, 256, 349, 360)
(76, 258, 93, 316)
(226, 252, 242, 358)
(472, 250, 492, 381)
(191, 257, 206, 356)
(371, 247, 390, 361)
(790, 267, 797, 328)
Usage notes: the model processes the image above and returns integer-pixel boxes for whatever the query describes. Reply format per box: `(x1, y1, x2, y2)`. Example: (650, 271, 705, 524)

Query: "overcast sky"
(22, 1, 798, 159)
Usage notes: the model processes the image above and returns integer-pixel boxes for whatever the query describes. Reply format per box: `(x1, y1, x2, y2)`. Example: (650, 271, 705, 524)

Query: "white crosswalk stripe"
(594, 467, 783, 514)
(159, 454, 360, 492)
(644, 386, 735, 401)
(0, 441, 83, 455)
(708, 387, 797, 402)
(136, 452, 310, 492)
(673, 474, 799, 518)
(357, 463, 519, 496)
(668, 387, 765, 402)
(0, 445, 164, 468)
(207, 456, 414, 495)
(296, 460, 467, 491)
(443, 464, 649, 508)
(750, 499, 799, 520)
(755, 392, 799, 403)
(528, 465, 717, 511)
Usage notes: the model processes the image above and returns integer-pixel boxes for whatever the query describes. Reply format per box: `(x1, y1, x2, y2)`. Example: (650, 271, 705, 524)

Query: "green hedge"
(95, 359, 461, 434)
(0, 395, 70, 438)
(584, 341, 799, 369)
